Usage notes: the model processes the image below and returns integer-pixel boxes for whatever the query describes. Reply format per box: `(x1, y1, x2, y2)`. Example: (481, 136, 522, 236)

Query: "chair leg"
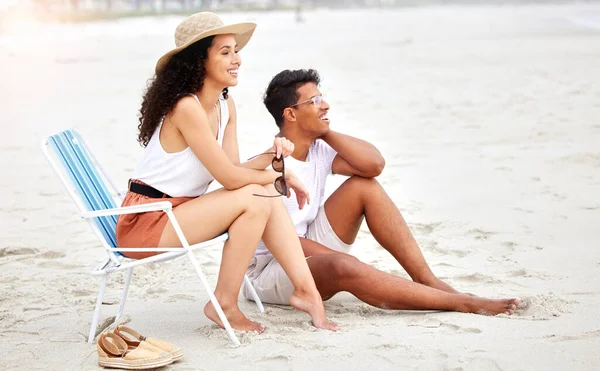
(88, 274, 108, 343)
(115, 267, 133, 323)
(243, 274, 265, 313)
(186, 251, 240, 346)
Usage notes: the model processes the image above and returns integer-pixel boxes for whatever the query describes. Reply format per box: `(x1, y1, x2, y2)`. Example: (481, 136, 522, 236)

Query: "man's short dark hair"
(263, 69, 321, 128)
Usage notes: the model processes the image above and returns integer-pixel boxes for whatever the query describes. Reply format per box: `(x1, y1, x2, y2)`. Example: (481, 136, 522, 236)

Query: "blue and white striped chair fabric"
(48, 129, 120, 253)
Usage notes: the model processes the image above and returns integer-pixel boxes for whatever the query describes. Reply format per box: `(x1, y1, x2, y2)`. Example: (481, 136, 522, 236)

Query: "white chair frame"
(42, 129, 264, 346)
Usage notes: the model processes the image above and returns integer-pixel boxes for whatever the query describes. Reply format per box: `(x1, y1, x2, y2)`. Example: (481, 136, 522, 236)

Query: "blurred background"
(1, 1, 600, 369)
(1, 0, 421, 22)
(2, 0, 594, 23)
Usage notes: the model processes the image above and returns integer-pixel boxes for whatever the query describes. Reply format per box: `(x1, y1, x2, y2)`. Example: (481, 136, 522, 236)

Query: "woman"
(116, 12, 338, 333)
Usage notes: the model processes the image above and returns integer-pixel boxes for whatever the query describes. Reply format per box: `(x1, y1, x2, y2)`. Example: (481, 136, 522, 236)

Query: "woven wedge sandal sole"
(169, 349, 183, 362)
(98, 356, 173, 370)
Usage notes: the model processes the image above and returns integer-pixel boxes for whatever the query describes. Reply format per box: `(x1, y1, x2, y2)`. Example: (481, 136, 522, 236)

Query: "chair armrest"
(81, 201, 173, 219)
(109, 233, 229, 253)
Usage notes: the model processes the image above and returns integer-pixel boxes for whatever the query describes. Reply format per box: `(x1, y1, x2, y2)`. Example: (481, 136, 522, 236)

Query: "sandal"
(114, 326, 183, 362)
(97, 333, 173, 370)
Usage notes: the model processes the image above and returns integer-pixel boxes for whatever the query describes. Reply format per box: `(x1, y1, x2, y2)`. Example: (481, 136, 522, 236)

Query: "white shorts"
(242, 206, 351, 305)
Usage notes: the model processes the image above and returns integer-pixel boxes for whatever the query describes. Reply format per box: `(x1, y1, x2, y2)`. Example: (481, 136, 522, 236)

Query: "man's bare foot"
(462, 296, 520, 316)
(204, 301, 265, 333)
(289, 290, 339, 331)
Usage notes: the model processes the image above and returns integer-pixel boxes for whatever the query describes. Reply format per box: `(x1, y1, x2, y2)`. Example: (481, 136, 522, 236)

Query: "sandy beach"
(1, 3, 600, 370)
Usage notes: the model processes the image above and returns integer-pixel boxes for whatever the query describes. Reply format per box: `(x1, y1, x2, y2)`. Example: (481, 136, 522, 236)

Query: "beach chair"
(41, 128, 264, 346)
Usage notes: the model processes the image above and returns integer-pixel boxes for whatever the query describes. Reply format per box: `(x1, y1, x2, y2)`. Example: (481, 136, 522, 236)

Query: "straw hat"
(155, 12, 256, 73)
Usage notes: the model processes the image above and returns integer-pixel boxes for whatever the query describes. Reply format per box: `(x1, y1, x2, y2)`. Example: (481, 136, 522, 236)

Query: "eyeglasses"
(288, 95, 324, 109)
(246, 152, 288, 197)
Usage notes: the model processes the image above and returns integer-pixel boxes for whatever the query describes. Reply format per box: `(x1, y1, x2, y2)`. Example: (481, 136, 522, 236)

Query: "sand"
(1, 3, 600, 370)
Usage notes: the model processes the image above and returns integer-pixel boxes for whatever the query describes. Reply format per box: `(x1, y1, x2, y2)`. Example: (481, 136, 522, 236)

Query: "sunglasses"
(247, 152, 288, 197)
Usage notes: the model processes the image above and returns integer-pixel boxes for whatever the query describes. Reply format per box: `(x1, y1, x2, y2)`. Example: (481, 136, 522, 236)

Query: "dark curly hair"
(263, 69, 320, 128)
(137, 35, 228, 147)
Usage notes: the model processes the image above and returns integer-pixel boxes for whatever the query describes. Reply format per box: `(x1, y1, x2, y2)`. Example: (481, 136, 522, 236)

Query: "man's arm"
(321, 130, 385, 177)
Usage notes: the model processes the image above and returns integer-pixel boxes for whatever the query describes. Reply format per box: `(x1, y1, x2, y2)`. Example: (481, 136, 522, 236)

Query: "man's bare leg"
(324, 176, 460, 294)
(301, 238, 518, 315)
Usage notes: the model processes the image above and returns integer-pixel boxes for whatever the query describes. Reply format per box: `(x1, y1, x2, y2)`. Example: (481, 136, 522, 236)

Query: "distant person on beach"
(295, 4, 304, 23)
(116, 14, 338, 333)
(243, 68, 520, 316)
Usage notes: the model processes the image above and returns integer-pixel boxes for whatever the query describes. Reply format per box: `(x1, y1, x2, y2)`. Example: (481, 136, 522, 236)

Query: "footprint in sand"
(412, 222, 442, 235)
(71, 289, 95, 297)
(370, 343, 429, 361)
(507, 268, 553, 280)
(39, 251, 66, 259)
(460, 357, 503, 371)
(468, 228, 497, 241)
(167, 294, 196, 302)
(433, 262, 458, 269)
(327, 302, 391, 318)
(146, 287, 168, 295)
(38, 261, 78, 269)
(581, 205, 600, 210)
(502, 241, 517, 252)
(453, 272, 502, 284)
(255, 355, 291, 367)
(510, 294, 575, 320)
(407, 318, 482, 334)
(551, 329, 600, 342)
(428, 241, 468, 258)
(0, 247, 38, 257)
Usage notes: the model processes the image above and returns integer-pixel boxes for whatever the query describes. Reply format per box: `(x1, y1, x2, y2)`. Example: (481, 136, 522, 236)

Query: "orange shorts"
(115, 180, 193, 259)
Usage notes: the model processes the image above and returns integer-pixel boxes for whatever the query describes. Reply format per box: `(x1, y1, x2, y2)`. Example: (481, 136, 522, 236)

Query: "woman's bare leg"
(159, 184, 271, 332)
(260, 189, 339, 331)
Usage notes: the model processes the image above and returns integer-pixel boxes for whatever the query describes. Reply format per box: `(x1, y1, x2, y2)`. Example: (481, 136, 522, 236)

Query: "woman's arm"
(169, 95, 278, 190)
(239, 136, 295, 170)
(221, 96, 241, 165)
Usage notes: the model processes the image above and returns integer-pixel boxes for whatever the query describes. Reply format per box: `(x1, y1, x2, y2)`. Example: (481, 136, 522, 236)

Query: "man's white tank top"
(132, 94, 229, 198)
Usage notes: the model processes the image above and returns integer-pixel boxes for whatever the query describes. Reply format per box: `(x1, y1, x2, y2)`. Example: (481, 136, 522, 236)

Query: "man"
(243, 69, 519, 316)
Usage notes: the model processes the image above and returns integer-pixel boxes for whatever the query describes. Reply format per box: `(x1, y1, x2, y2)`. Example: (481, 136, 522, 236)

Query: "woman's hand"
(271, 137, 295, 159)
(284, 169, 310, 210)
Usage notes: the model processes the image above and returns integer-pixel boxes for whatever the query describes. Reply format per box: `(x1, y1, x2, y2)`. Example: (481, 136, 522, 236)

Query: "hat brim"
(155, 22, 256, 74)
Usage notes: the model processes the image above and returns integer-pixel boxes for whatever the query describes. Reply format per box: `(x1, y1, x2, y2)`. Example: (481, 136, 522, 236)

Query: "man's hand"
(285, 169, 311, 210)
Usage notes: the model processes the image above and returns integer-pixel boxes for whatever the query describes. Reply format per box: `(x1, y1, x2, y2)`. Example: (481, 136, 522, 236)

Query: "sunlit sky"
(0, 0, 18, 10)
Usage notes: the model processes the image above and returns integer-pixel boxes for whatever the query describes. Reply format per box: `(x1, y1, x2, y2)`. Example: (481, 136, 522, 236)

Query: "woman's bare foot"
(204, 301, 265, 333)
(462, 296, 520, 316)
(289, 290, 339, 331)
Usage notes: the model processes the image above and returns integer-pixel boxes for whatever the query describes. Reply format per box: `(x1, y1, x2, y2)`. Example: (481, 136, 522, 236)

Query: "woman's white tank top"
(132, 94, 229, 198)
